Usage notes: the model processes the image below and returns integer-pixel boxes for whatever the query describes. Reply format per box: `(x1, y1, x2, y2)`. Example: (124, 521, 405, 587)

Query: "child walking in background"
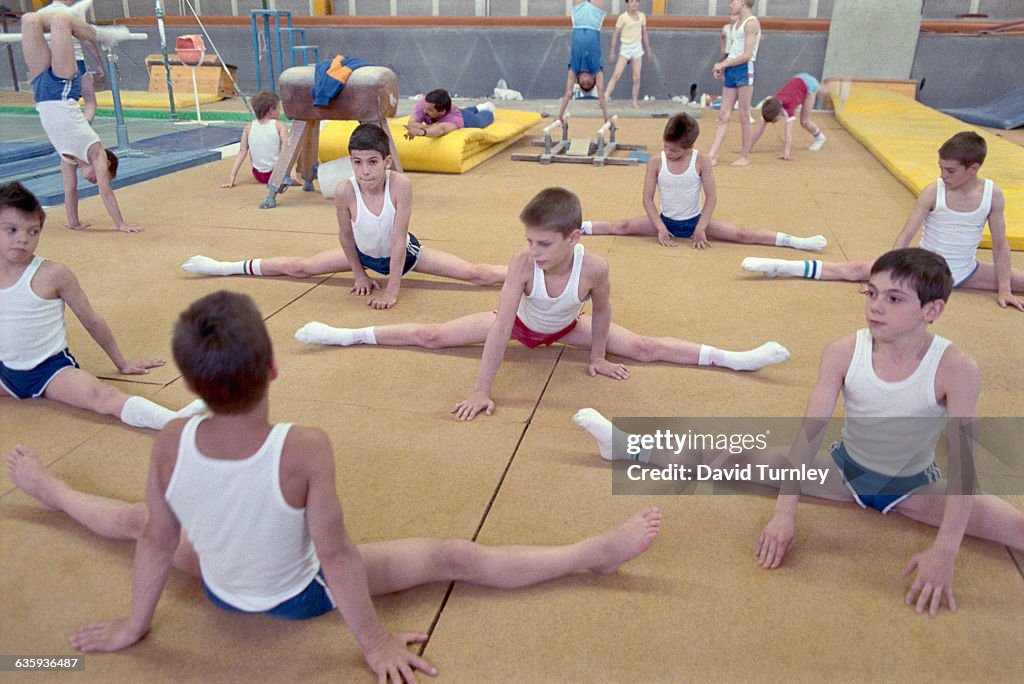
(604, 0, 651, 108)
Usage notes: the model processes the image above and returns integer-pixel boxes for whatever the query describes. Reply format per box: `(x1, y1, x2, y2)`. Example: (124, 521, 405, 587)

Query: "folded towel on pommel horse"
(260, 65, 399, 209)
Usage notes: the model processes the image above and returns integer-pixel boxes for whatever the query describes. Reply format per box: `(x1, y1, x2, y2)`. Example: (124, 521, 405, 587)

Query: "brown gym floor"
(1, 113, 1022, 682)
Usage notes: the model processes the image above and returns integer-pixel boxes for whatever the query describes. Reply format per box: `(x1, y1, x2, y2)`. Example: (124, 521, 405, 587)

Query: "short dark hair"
(424, 88, 452, 114)
(519, 187, 582, 237)
(172, 290, 274, 414)
(104, 149, 119, 180)
(251, 91, 281, 120)
(0, 181, 46, 225)
(348, 122, 391, 159)
(663, 112, 699, 147)
(939, 131, 986, 168)
(761, 97, 783, 123)
(576, 71, 596, 91)
(870, 248, 953, 305)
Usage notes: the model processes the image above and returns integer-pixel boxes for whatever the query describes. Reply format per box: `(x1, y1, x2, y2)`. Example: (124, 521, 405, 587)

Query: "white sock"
(698, 342, 791, 372)
(808, 132, 826, 151)
(741, 257, 821, 279)
(119, 396, 176, 430)
(181, 256, 260, 277)
(92, 24, 131, 48)
(295, 322, 376, 346)
(174, 398, 208, 419)
(572, 408, 650, 462)
(475, 101, 495, 113)
(581, 220, 593, 235)
(775, 233, 828, 252)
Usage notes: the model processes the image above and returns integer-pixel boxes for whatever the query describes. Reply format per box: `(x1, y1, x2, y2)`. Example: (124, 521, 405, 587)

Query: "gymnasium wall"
(1, 22, 1020, 109)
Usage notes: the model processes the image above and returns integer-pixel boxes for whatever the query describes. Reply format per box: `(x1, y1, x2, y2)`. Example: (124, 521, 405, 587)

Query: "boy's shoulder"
(579, 245, 610, 280)
(822, 332, 858, 372)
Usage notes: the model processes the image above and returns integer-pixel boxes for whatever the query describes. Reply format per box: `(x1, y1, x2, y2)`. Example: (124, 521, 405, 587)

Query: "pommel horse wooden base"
(511, 115, 646, 167)
(260, 65, 399, 209)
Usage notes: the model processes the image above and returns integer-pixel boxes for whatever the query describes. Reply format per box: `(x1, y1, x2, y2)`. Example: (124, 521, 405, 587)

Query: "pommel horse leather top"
(261, 65, 400, 208)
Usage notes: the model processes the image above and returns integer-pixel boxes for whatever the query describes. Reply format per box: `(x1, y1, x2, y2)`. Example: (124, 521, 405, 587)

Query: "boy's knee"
(632, 336, 660, 363)
(432, 539, 475, 578)
(415, 325, 446, 349)
(716, 112, 731, 125)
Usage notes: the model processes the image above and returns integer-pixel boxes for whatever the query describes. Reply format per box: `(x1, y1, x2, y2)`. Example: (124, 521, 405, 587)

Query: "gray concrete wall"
(823, 0, 923, 81)
(1, 24, 1020, 110)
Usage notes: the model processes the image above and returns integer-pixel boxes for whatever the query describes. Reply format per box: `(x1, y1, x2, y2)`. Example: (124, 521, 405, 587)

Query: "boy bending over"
(296, 187, 791, 421)
(184, 123, 505, 310)
(6, 290, 661, 681)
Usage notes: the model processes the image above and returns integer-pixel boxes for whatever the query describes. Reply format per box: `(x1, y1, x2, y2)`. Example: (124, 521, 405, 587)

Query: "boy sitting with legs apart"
(582, 113, 827, 249)
(0, 182, 205, 429)
(296, 187, 791, 421)
(19, 7, 139, 232)
(184, 123, 505, 310)
(576, 248, 1024, 614)
(742, 132, 1024, 312)
(749, 73, 827, 160)
(5, 290, 662, 680)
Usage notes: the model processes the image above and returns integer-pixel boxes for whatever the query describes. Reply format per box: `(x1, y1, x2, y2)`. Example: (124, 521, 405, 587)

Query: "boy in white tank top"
(0, 182, 205, 429)
(222, 91, 300, 188)
(295, 187, 792, 420)
(742, 131, 1024, 312)
(7, 290, 663, 680)
(185, 123, 506, 310)
(582, 113, 826, 250)
(576, 248, 1024, 614)
(707, 0, 760, 167)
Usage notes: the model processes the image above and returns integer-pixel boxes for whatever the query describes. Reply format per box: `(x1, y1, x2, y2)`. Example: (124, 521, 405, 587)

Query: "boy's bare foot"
(117, 223, 143, 233)
(588, 507, 662, 574)
(730, 157, 750, 167)
(6, 445, 66, 511)
(631, 101, 640, 109)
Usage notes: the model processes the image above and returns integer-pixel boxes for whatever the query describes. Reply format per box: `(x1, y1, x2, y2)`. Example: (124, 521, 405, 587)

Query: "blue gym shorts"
(77, 59, 88, 76)
(661, 213, 701, 239)
(0, 348, 79, 399)
(202, 569, 336, 620)
(796, 72, 820, 95)
(31, 67, 82, 103)
(357, 233, 422, 276)
(829, 441, 941, 514)
(723, 62, 755, 89)
(569, 28, 603, 76)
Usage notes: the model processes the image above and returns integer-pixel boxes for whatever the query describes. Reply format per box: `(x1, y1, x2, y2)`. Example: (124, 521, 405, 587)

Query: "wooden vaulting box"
(145, 53, 238, 98)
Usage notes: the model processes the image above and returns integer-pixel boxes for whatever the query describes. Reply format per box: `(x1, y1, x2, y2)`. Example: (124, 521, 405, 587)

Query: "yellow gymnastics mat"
(834, 86, 1024, 250)
(319, 108, 542, 174)
(94, 90, 224, 108)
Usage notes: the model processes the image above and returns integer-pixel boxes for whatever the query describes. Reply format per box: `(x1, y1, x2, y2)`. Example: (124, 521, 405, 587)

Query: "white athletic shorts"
(619, 41, 644, 61)
(35, 99, 100, 163)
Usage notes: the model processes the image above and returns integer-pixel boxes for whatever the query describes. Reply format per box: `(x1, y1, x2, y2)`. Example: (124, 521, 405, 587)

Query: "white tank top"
(840, 329, 950, 477)
(920, 178, 992, 284)
(349, 172, 402, 258)
(516, 243, 588, 334)
(727, 15, 760, 61)
(164, 417, 319, 611)
(658, 149, 702, 221)
(247, 119, 281, 173)
(0, 256, 67, 370)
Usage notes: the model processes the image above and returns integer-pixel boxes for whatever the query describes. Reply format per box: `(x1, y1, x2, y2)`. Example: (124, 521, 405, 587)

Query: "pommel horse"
(260, 64, 399, 209)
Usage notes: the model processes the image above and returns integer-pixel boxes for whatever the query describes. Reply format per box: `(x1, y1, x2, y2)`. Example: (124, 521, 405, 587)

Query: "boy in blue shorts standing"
(6, 289, 662, 680)
(707, 0, 761, 167)
(582, 113, 826, 250)
(183, 123, 506, 310)
(0, 182, 205, 429)
(749, 73, 827, 160)
(557, 1, 611, 123)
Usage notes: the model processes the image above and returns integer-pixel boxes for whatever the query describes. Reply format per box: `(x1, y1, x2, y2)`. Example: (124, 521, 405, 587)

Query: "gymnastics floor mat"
(942, 87, 1024, 130)
(319, 109, 543, 174)
(94, 90, 224, 109)
(834, 86, 1024, 250)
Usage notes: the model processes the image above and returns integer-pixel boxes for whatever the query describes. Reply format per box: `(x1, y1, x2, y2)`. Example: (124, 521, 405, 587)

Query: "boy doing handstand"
(6, 290, 662, 681)
(557, 1, 611, 123)
(296, 187, 791, 421)
(582, 113, 827, 249)
(576, 248, 1024, 614)
(20, 9, 139, 232)
(0, 182, 205, 429)
(741, 132, 1023, 311)
(184, 123, 505, 309)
